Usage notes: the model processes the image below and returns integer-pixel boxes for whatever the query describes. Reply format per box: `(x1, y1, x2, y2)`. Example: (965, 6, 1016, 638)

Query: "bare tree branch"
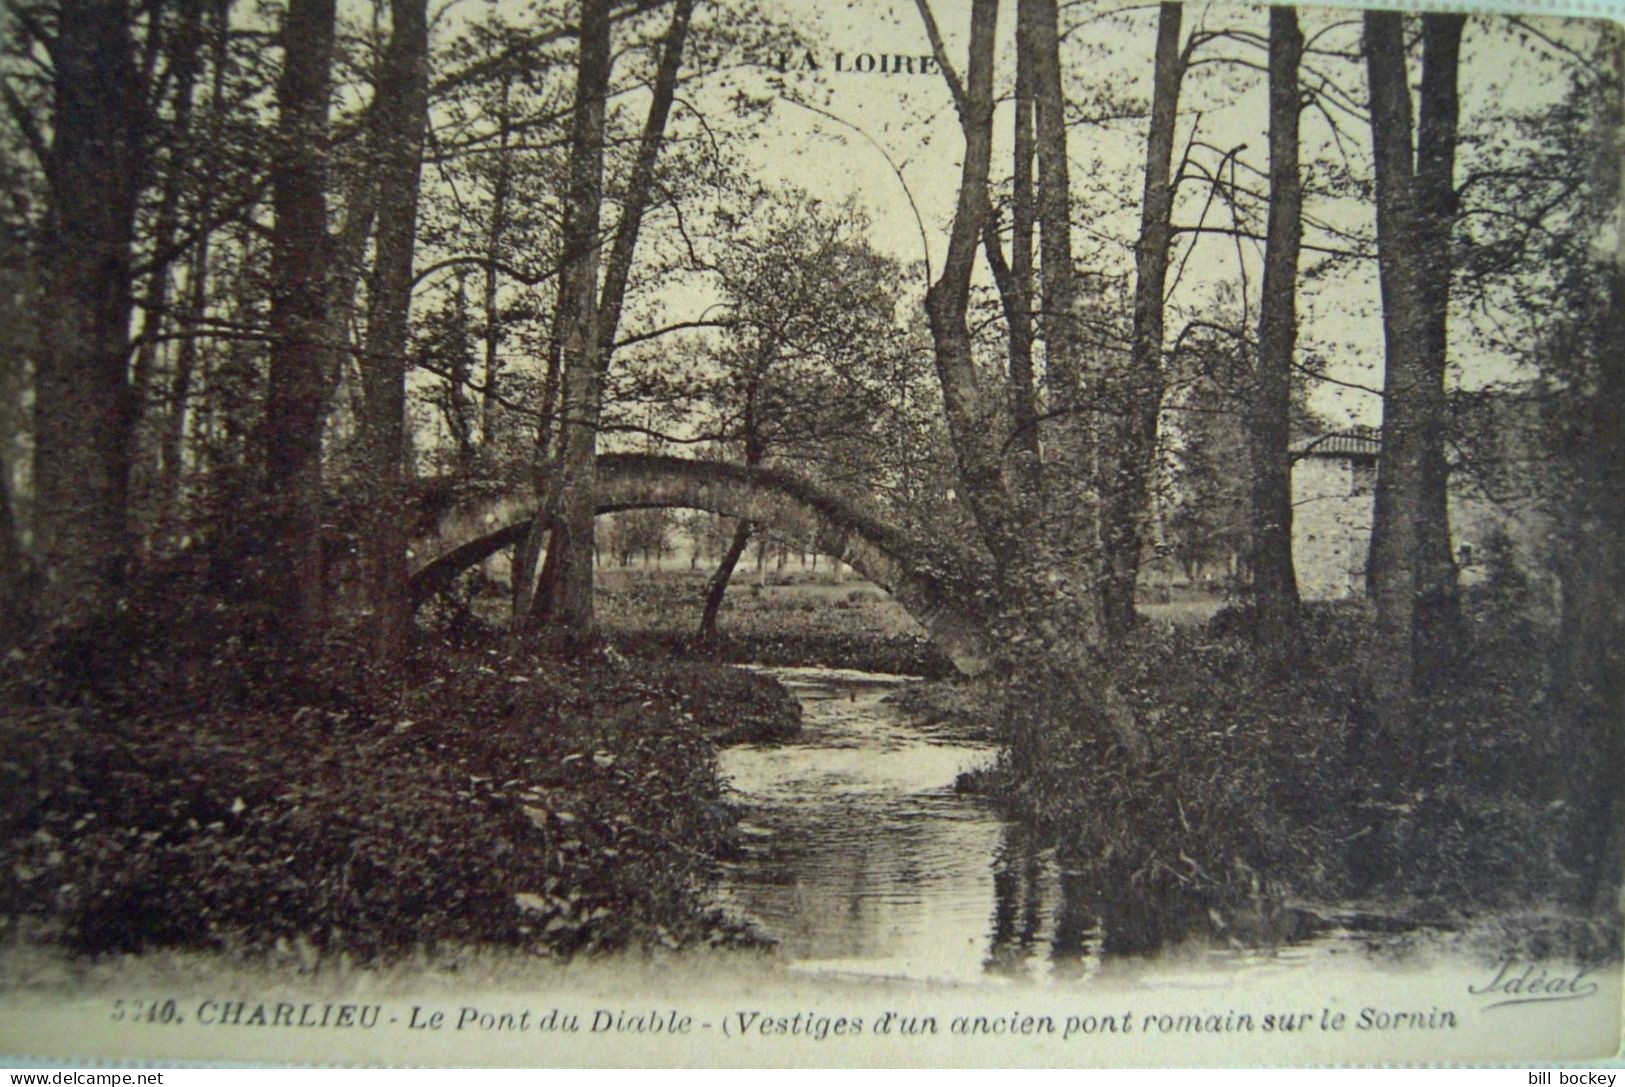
(912, 0, 967, 117)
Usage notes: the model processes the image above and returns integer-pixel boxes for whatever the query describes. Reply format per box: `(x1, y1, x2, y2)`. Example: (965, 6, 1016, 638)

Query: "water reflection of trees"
(985, 820, 1243, 977)
(986, 822, 1051, 977)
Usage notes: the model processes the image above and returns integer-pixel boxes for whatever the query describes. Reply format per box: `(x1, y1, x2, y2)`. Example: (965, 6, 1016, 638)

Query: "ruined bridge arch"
(411, 453, 995, 675)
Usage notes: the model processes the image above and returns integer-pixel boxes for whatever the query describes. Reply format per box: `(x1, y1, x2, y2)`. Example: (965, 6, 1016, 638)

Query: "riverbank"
(0, 626, 801, 961)
(943, 600, 1623, 958)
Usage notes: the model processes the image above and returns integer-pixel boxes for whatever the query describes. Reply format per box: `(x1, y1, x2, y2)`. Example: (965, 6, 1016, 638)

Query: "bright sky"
(685, 0, 1613, 429)
(400, 0, 1614, 451)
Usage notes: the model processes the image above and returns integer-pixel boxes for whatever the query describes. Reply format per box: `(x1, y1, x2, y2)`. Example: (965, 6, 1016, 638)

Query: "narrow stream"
(706, 665, 1151, 985)
(715, 667, 1009, 984)
(713, 666, 1466, 986)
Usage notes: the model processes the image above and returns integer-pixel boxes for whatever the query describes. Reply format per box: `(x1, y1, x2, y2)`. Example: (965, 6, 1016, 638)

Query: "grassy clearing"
(460, 563, 1221, 676)
(592, 566, 956, 676)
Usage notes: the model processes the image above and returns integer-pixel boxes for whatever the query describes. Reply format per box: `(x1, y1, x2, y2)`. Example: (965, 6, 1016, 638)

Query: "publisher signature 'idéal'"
(1468, 961, 1600, 1011)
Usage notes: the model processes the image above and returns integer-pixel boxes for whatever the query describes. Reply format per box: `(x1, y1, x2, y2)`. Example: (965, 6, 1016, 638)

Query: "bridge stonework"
(410, 454, 996, 675)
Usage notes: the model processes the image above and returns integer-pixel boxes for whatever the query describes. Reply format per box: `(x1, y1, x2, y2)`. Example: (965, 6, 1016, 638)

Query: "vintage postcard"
(1, 0, 1622, 1068)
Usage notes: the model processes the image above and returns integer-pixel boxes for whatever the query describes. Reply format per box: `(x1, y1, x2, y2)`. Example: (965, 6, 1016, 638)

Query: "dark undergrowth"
(0, 575, 801, 961)
(957, 595, 1623, 959)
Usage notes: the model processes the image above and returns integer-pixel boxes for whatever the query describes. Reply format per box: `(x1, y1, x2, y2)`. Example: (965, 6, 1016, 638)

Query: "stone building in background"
(1290, 407, 1557, 605)
(1290, 429, 1382, 600)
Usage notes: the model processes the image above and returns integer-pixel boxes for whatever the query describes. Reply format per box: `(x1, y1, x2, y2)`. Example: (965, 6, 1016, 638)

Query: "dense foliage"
(0, 589, 798, 958)
(959, 595, 1619, 952)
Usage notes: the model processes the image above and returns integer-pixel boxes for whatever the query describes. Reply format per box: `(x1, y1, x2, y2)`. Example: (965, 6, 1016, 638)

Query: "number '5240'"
(110, 999, 181, 1024)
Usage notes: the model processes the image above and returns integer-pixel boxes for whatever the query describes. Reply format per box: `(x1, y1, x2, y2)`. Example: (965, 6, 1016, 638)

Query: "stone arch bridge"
(409, 453, 996, 675)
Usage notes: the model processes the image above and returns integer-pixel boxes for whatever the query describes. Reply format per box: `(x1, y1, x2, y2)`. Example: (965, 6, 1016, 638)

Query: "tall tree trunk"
(0, 467, 29, 649)
(319, 169, 379, 429)
(923, 0, 1041, 490)
(1413, 13, 1465, 655)
(527, 0, 611, 637)
(157, 226, 209, 537)
(130, 0, 204, 526)
(157, 0, 231, 541)
(527, 0, 691, 634)
(1102, 1, 1184, 639)
(357, 0, 429, 670)
(33, 0, 148, 629)
(262, 0, 337, 642)
(1363, 9, 1428, 741)
(481, 75, 512, 449)
(1028, 0, 1080, 409)
(1247, 4, 1303, 637)
(1579, 267, 1625, 913)
(443, 277, 478, 471)
(1003, 0, 1039, 467)
(922, 0, 1021, 573)
(920, 0, 1143, 759)
(1026, 0, 1101, 587)
(1554, 38, 1625, 914)
(1566, 248, 1625, 911)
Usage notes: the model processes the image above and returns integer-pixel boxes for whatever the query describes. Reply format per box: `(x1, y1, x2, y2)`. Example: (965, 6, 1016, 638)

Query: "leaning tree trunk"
(1102, 0, 1184, 640)
(698, 363, 761, 641)
(1363, 9, 1429, 746)
(1247, 3, 1303, 638)
(32, 0, 147, 630)
(1413, 12, 1466, 657)
(593, 0, 692, 361)
(918, 0, 1145, 759)
(357, 0, 429, 671)
(698, 520, 751, 639)
(262, 0, 338, 643)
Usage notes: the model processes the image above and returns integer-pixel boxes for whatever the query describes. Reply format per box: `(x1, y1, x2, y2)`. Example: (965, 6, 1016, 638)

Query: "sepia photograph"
(0, 0, 1622, 1067)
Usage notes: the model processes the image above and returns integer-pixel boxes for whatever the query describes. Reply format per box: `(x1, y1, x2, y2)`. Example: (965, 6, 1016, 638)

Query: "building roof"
(1291, 428, 1381, 459)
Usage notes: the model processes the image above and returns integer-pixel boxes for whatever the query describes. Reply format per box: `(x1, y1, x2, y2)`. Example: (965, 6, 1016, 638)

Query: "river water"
(715, 666, 1010, 985)
(712, 666, 1480, 987)
(714, 665, 1242, 985)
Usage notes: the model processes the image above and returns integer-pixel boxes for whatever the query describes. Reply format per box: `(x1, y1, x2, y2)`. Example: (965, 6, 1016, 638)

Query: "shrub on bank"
(966, 601, 1612, 942)
(0, 611, 768, 959)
